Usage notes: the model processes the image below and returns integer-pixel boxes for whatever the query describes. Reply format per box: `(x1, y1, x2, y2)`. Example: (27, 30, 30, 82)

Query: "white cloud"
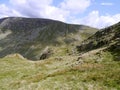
(0, 0, 91, 22)
(0, 4, 22, 18)
(9, 0, 69, 21)
(101, 2, 113, 6)
(8, 0, 91, 21)
(72, 11, 120, 28)
(0, 0, 120, 29)
(39, 6, 69, 21)
(60, 0, 91, 14)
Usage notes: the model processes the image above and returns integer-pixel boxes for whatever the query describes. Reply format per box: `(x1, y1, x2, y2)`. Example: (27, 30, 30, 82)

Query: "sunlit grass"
(0, 50, 120, 90)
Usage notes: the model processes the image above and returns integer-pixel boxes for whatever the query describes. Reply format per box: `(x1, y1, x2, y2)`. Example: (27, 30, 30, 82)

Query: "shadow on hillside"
(107, 42, 120, 61)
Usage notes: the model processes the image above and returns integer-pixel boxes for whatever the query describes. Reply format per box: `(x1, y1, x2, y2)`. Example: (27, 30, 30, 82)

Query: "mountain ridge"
(0, 17, 98, 60)
(76, 21, 120, 60)
(0, 17, 120, 89)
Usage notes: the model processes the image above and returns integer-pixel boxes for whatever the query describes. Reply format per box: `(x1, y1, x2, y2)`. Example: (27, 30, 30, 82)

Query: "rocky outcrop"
(39, 47, 52, 60)
(77, 22, 120, 53)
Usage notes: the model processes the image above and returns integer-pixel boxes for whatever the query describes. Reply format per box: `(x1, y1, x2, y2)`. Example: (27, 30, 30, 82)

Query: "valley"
(0, 17, 120, 90)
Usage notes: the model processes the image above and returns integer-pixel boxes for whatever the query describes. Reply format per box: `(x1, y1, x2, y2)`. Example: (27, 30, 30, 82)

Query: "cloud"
(8, 0, 91, 21)
(6, 0, 91, 22)
(0, 4, 21, 18)
(9, 0, 69, 21)
(0, 0, 119, 29)
(60, 0, 91, 14)
(101, 2, 113, 6)
(39, 6, 69, 21)
(72, 11, 120, 28)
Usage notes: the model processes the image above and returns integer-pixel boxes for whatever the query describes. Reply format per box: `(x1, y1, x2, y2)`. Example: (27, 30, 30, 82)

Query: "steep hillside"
(0, 17, 98, 60)
(77, 22, 120, 60)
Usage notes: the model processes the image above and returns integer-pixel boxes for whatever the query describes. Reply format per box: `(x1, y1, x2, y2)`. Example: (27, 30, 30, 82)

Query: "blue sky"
(0, 0, 120, 28)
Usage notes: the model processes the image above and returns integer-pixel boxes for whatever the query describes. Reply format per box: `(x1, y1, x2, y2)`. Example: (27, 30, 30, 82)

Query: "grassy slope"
(0, 18, 119, 90)
(0, 49, 120, 90)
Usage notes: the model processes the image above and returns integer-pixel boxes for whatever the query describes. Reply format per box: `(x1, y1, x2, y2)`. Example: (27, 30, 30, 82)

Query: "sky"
(0, 0, 120, 28)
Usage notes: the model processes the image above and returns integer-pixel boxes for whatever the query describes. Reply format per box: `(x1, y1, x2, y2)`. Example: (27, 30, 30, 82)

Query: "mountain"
(0, 17, 98, 60)
(77, 22, 120, 60)
(0, 18, 120, 89)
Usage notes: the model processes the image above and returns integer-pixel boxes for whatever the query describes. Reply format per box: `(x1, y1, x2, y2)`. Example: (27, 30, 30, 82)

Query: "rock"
(39, 47, 52, 60)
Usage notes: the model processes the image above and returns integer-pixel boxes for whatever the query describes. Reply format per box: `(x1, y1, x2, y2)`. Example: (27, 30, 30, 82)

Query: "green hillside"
(77, 22, 120, 61)
(0, 17, 120, 90)
(0, 17, 97, 60)
(0, 49, 120, 90)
